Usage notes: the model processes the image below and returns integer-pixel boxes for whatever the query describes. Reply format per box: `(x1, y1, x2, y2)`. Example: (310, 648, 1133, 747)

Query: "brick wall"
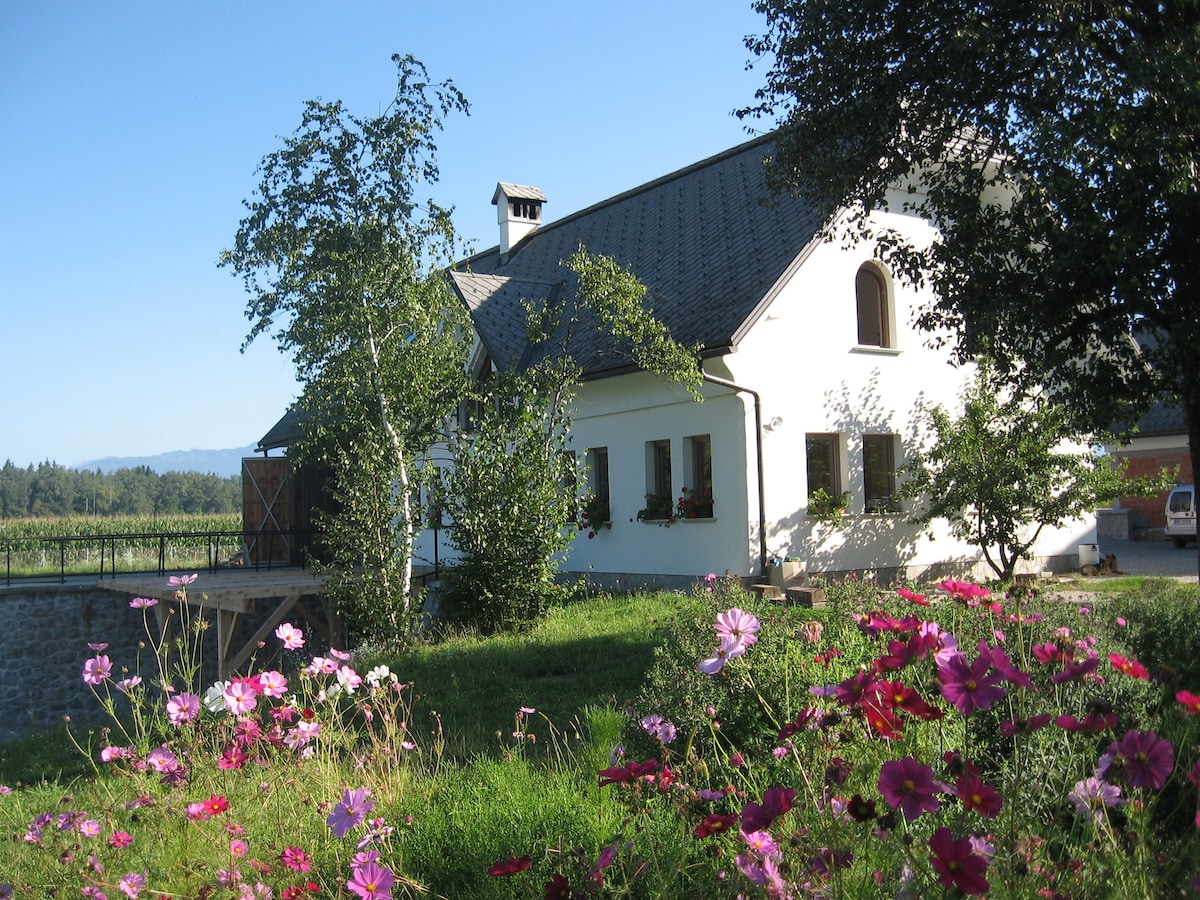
(1117, 448, 1194, 533)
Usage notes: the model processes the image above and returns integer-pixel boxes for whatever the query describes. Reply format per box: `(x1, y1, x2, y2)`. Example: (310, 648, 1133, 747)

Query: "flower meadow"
(2, 572, 1200, 897)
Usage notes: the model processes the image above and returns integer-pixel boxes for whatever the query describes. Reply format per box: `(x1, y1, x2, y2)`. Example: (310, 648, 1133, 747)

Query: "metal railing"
(1, 529, 316, 587)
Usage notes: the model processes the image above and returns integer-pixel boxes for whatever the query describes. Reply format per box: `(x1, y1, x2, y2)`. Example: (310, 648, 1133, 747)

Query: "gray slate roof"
(453, 134, 828, 377)
(1137, 401, 1187, 436)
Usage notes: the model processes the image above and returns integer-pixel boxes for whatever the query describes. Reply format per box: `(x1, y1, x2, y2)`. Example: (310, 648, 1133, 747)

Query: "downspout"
(701, 371, 768, 578)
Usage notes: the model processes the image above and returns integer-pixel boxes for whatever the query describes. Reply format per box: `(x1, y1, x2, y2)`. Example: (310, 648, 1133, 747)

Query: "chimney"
(492, 182, 546, 262)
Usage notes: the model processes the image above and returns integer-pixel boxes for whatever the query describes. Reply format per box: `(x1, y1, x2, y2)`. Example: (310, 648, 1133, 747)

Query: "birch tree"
(221, 54, 471, 642)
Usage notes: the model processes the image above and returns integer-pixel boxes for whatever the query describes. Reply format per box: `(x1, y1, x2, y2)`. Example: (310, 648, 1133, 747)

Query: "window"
(587, 447, 609, 502)
(641, 440, 673, 520)
(863, 434, 899, 512)
(806, 433, 842, 497)
(681, 435, 714, 517)
(856, 264, 891, 348)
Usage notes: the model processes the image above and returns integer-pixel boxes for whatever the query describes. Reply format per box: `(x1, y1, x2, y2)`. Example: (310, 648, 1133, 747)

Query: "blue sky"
(0, 1, 770, 469)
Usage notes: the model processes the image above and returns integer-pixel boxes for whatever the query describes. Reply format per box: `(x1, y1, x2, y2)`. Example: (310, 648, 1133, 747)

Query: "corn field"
(0, 513, 243, 579)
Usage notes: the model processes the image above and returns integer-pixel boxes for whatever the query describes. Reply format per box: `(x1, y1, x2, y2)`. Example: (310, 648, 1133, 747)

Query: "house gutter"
(701, 371, 768, 578)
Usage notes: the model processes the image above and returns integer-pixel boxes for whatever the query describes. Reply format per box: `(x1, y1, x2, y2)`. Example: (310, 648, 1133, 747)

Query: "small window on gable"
(856, 264, 892, 348)
(681, 435, 714, 518)
(806, 433, 843, 497)
(863, 434, 899, 513)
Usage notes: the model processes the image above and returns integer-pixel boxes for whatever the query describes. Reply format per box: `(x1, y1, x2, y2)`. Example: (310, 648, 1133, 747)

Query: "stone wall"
(0, 584, 297, 743)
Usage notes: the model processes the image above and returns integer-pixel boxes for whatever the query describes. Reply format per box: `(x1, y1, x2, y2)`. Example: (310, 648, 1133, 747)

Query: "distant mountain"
(77, 446, 261, 478)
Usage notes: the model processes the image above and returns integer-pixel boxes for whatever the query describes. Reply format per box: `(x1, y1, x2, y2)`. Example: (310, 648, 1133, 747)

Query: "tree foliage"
(0, 460, 241, 518)
(440, 247, 701, 631)
(742, 0, 1200, 569)
(898, 365, 1171, 581)
(221, 54, 472, 645)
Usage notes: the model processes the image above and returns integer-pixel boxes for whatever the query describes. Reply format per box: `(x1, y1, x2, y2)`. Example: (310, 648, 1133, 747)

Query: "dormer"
(492, 182, 546, 262)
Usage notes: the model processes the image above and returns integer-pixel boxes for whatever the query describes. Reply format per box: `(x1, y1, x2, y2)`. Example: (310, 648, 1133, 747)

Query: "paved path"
(1095, 537, 1199, 580)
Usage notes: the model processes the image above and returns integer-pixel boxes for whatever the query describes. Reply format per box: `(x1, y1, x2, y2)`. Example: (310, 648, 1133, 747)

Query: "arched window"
(856, 264, 891, 348)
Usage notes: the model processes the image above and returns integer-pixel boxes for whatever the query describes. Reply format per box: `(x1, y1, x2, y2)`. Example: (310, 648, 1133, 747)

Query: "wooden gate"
(242, 457, 292, 564)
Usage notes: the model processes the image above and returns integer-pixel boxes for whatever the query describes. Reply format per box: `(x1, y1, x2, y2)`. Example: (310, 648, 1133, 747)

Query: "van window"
(1169, 489, 1194, 513)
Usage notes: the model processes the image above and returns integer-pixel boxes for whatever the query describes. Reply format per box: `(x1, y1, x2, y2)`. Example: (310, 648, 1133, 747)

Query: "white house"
(412, 135, 1096, 587)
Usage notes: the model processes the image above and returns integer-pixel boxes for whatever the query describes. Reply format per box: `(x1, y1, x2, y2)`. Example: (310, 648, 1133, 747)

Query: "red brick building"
(1111, 403, 1193, 538)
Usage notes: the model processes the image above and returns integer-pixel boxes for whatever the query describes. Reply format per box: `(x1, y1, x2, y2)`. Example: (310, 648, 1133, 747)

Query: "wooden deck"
(96, 568, 335, 679)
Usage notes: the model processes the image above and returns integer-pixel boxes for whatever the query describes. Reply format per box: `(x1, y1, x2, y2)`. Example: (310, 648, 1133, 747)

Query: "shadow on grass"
(383, 593, 693, 759)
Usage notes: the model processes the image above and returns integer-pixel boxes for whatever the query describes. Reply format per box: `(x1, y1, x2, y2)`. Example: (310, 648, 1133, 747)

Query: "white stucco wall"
(549, 205, 1095, 584)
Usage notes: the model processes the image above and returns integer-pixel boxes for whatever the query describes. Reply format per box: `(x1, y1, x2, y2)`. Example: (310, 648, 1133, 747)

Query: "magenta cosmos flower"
(327, 787, 374, 838)
(928, 827, 990, 895)
(878, 756, 940, 821)
(347, 860, 394, 900)
(1101, 729, 1175, 789)
(936, 578, 990, 604)
(714, 608, 760, 646)
(937, 652, 1006, 716)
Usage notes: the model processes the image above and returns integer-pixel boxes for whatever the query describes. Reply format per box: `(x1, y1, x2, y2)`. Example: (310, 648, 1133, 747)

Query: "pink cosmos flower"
(1101, 729, 1175, 789)
(741, 830, 781, 859)
(938, 652, 1007, 716)
(259, 671, 289, 699)
(1069, 776, 1122, 825)
(230, 839, 249, 858)
(129, 597, 158, 609)
(110, 831, 133, 849)
(166, 692, 201, 726)
(928, 827, 990, 895)
(275, 623, 305, 651)
(82, 655, 113, 685)
(79, 819, 102, 837)
(327, 787, 374, 838)
(714, 608, 760, 646)
(347, 860, 394, 900)
(897, 587, 929, 606)
(640, 714, 677, 745)
(118, 873, 147, 899)
(698, 636, 748, 674)
(337, 666, 363, 692)
(167, 574, 198, 587)
(878, 756, 940, 821)
(145, 747, 179, 773)
(223, 681, 259, 715)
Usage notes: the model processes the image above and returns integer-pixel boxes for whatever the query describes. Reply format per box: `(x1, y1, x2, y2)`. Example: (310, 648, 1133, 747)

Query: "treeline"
(0, 460, 241, 519)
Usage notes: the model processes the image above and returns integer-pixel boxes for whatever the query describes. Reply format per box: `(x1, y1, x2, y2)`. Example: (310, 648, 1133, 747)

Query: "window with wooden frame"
(856, 264, 892, 348)
(863, 434, 900, 513)
(805, 433, 843, 497)
(680, 434, 714, 518)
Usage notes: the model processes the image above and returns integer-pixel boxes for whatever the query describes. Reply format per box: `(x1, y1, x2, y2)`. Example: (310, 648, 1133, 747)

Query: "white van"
(1165, 485, 1196, 548)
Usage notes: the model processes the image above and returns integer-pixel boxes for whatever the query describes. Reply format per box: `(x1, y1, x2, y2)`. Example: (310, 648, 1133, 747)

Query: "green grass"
(368, 590, 696, 758)
(1047, 574, 1157, 592)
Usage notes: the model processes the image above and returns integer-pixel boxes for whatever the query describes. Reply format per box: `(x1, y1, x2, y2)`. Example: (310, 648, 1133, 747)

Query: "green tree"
(899, 365, 1170, 581)
(440, 247, 701, 631)
(742, 0, 1200, 571)
(221, 54, 472, 643)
